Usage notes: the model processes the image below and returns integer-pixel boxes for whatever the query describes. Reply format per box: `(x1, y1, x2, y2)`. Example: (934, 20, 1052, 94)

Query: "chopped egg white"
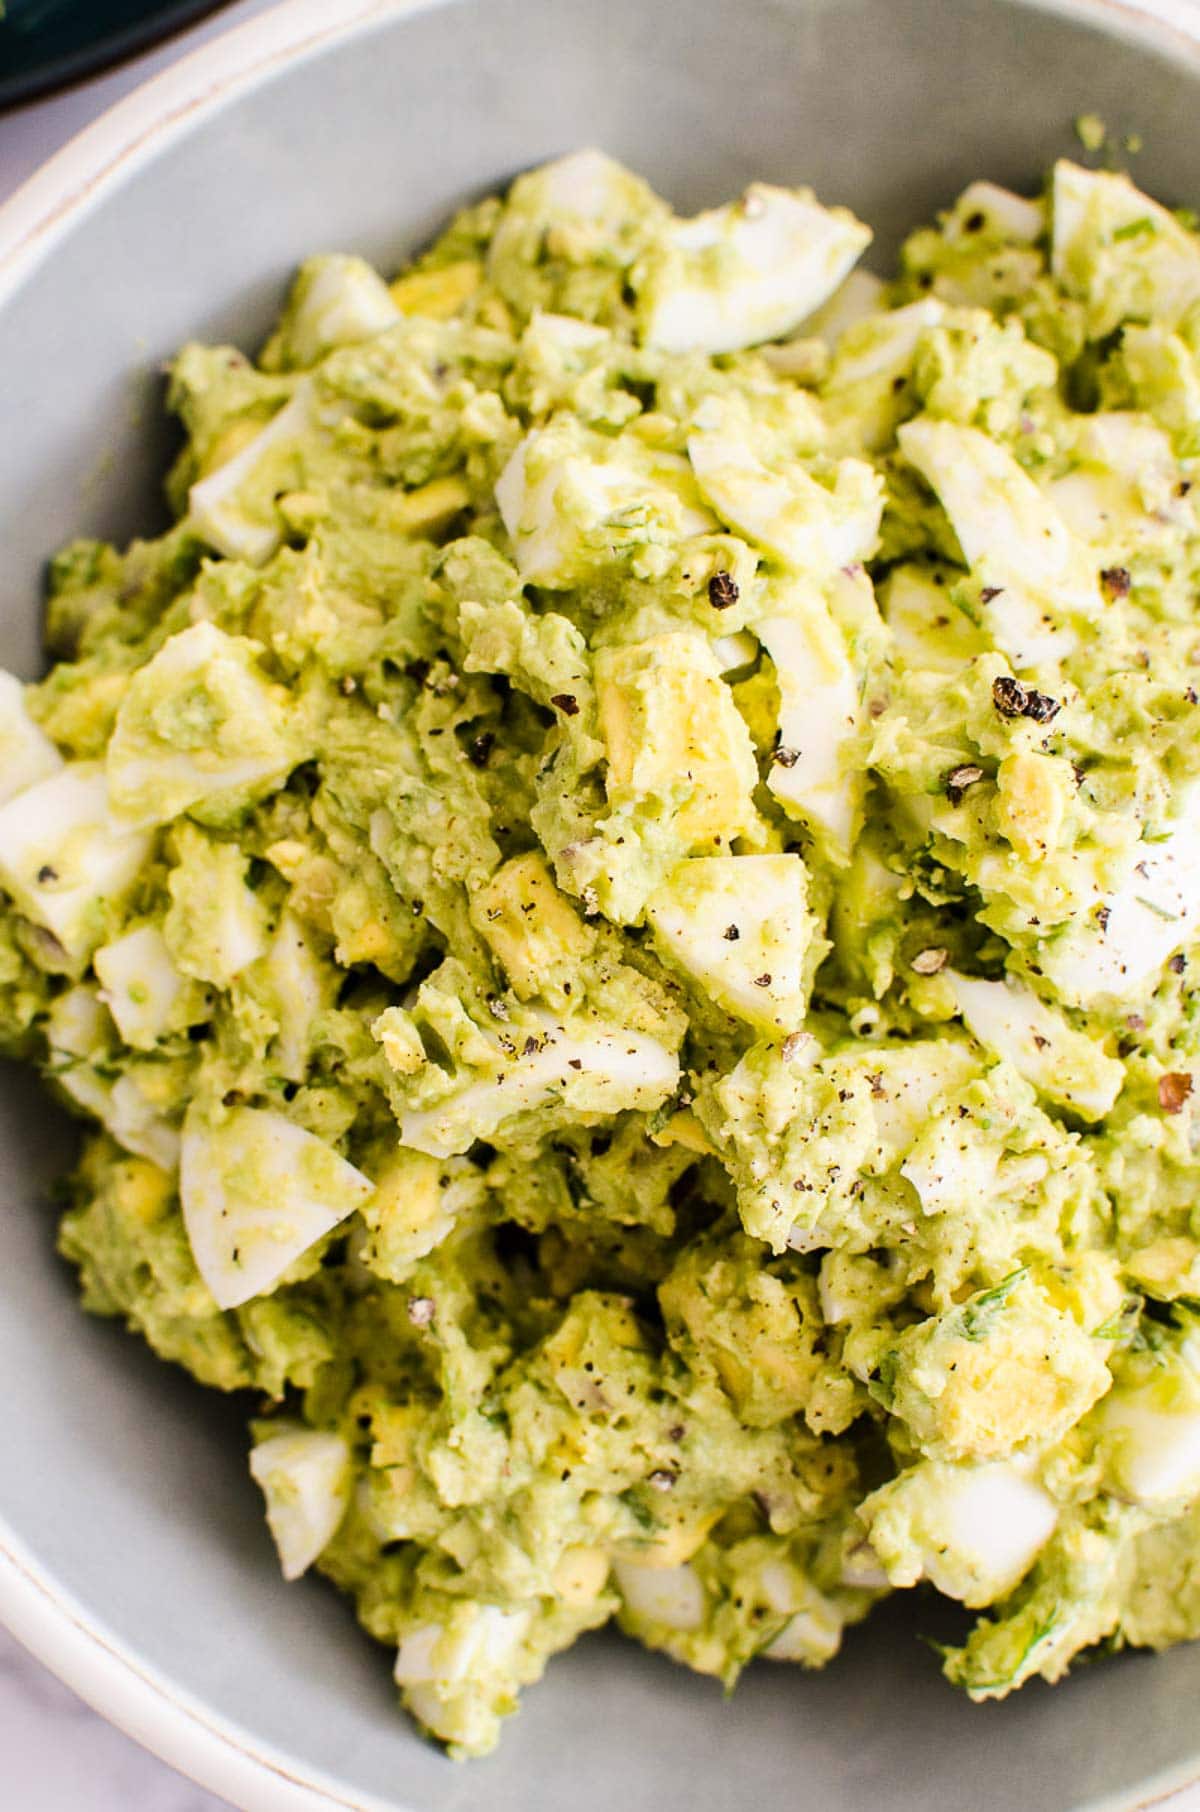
(398, 1013, 681, 1160)
(898, 416, 1100, 670)
(638, 183, 871, 355)
(1052, 160, 1200, 333)
(688, 394, 883, 574)
(0, 762, 151, 963)
(180, 1105, 373, 1309)
(860, 1458, 1059, 1607)
(948, 181, 1044, 245)
(759, 1568, 843, 1664)
(264, 911, 326, 1081)
(612, 1559, 706, 1630)
(46, 984, 108, 1059)
(644, 853, 820, 1034)
(0, 670, 63, 806)
(1101, 1395, 1200, 1506)
(824, 296, 945, 391)
(495, 423, 714, 588)
(947, 970, 1124, 1121)
(1039, 783, 1200, 1007)
(797, 267, 887, 345)
(284, 255, 399, 367)
(710, 630, 759, 673)
(249, 1427, 353, 1579)
(106, 621, 296, 828)
(189, 381, 317, 565)
(394, 1605, 531, 1696)
(525, 311, 610, 352)
(1097, 1342, 1200, 1506)
(94, 923, 185, 1049)
(900, 1113, 1002, 1219)
(880, 563, 989, 673)
(57, 1064, 180, 1171)
(757, 594, 864, 860)
(524, 147, 641, 222)
(1048, 413, 1186, 555)
(855, 1040, 978, 1166)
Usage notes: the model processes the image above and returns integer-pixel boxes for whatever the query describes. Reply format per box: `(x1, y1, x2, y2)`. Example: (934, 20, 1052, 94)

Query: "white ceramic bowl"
(4, 2, 1200, 1807)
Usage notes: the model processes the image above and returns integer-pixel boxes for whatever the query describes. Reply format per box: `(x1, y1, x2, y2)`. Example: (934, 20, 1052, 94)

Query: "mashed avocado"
(7, 149, 1200, 1756)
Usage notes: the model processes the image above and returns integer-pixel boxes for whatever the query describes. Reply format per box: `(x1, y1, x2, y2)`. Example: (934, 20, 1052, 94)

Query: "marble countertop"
(5, 2, 1200, 1807)
(0, 1622, 228, 1812)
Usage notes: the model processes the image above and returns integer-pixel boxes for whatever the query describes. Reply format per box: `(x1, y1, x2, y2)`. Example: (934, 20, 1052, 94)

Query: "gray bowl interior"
(3, 1, 1200, 1807)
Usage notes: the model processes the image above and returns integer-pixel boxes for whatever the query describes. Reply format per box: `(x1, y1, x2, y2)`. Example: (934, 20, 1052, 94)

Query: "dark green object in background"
(0, 0, 223, 107)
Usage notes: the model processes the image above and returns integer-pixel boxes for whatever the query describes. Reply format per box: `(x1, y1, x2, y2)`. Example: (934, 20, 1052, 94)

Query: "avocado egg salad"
(8, 148, 1200, 1757)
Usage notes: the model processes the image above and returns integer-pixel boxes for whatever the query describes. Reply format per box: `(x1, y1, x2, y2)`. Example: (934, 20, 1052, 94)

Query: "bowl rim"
(2, 0, 1200, 1807)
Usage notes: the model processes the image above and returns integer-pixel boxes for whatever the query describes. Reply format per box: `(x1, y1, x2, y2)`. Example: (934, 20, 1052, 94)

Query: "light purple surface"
(0, 1621, 229, 1811)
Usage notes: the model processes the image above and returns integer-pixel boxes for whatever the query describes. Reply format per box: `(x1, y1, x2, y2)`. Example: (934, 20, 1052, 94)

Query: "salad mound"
(5, 147, 1200, 1755)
